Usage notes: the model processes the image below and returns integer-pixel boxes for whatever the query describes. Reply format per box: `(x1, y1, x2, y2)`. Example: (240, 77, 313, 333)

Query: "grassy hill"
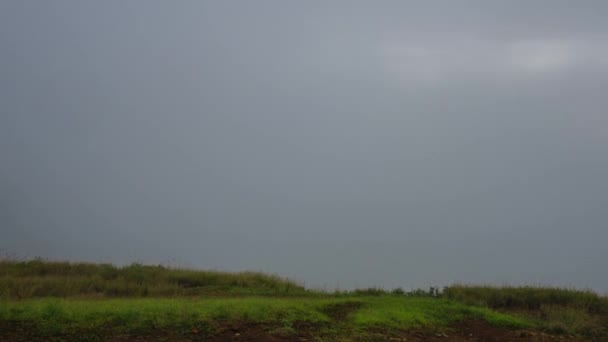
(1, 260, 607, 341)
(0, 259, 306, 298)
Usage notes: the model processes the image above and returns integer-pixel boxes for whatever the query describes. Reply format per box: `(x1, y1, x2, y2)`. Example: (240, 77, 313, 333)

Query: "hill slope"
(1, 259, 606, 341)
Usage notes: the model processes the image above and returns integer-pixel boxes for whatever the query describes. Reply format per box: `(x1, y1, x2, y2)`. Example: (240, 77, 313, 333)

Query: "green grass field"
(0, 297, 529, 334)
(1, 260, 606, 341)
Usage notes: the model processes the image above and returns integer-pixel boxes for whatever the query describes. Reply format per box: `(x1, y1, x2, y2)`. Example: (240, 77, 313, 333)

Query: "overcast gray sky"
(1, 1, 608, 292)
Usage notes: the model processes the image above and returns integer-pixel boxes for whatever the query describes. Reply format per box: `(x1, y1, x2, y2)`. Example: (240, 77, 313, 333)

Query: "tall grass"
(443, 285, 608, 337)
(443, 285, 608, 314)
(0, 259, 307, 299)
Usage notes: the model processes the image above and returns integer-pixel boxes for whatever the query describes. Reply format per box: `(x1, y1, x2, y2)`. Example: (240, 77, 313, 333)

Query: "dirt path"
(321, 301, 365, 321)
(398, 320, 583, 342)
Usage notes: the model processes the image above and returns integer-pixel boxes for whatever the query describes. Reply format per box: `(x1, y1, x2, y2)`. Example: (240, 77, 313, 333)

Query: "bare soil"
(0, 319, 586, 341)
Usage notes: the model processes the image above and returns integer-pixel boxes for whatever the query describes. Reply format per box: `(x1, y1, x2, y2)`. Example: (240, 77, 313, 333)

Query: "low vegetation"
(0, 297, 531, 339)
(444, 284, 608, 313)
(444, 285, 608, 337)
(1, 259, 606, 340)
(0, 259, 306, 298)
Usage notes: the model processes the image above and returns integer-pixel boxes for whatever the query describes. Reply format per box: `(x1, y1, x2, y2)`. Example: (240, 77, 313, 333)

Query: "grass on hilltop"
(1, 259, 607, 339)
(444, 285, 608, 336)
(0, 259, 307, 298)
(0, 297, 530, 338)
(444, 284, 608, 313)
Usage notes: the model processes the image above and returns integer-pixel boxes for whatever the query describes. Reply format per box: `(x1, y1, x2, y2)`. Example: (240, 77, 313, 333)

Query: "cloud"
(382, 44, 443, 82)
(381, 36, 608, 84)
(507, 39, 575, 73)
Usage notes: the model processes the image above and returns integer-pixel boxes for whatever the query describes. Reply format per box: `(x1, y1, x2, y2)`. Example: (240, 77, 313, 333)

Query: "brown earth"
(0, 319, 587, 342)
(190, 319, 586, 341)
(0, 295, 602, 340)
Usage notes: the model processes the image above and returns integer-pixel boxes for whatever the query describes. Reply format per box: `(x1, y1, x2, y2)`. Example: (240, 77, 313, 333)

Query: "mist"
(1, 1, 607, 292)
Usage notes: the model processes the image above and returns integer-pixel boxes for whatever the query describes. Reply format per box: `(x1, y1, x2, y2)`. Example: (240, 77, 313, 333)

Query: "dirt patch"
(389, 319, 584, 342)
(206, 319, 582, 342)
(204, 321, 322, 342)
(0, 319, 585, 341)
(0, 321, 36, 342)
(321, 301, 365, 321)
(204, 322, 290, 342)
